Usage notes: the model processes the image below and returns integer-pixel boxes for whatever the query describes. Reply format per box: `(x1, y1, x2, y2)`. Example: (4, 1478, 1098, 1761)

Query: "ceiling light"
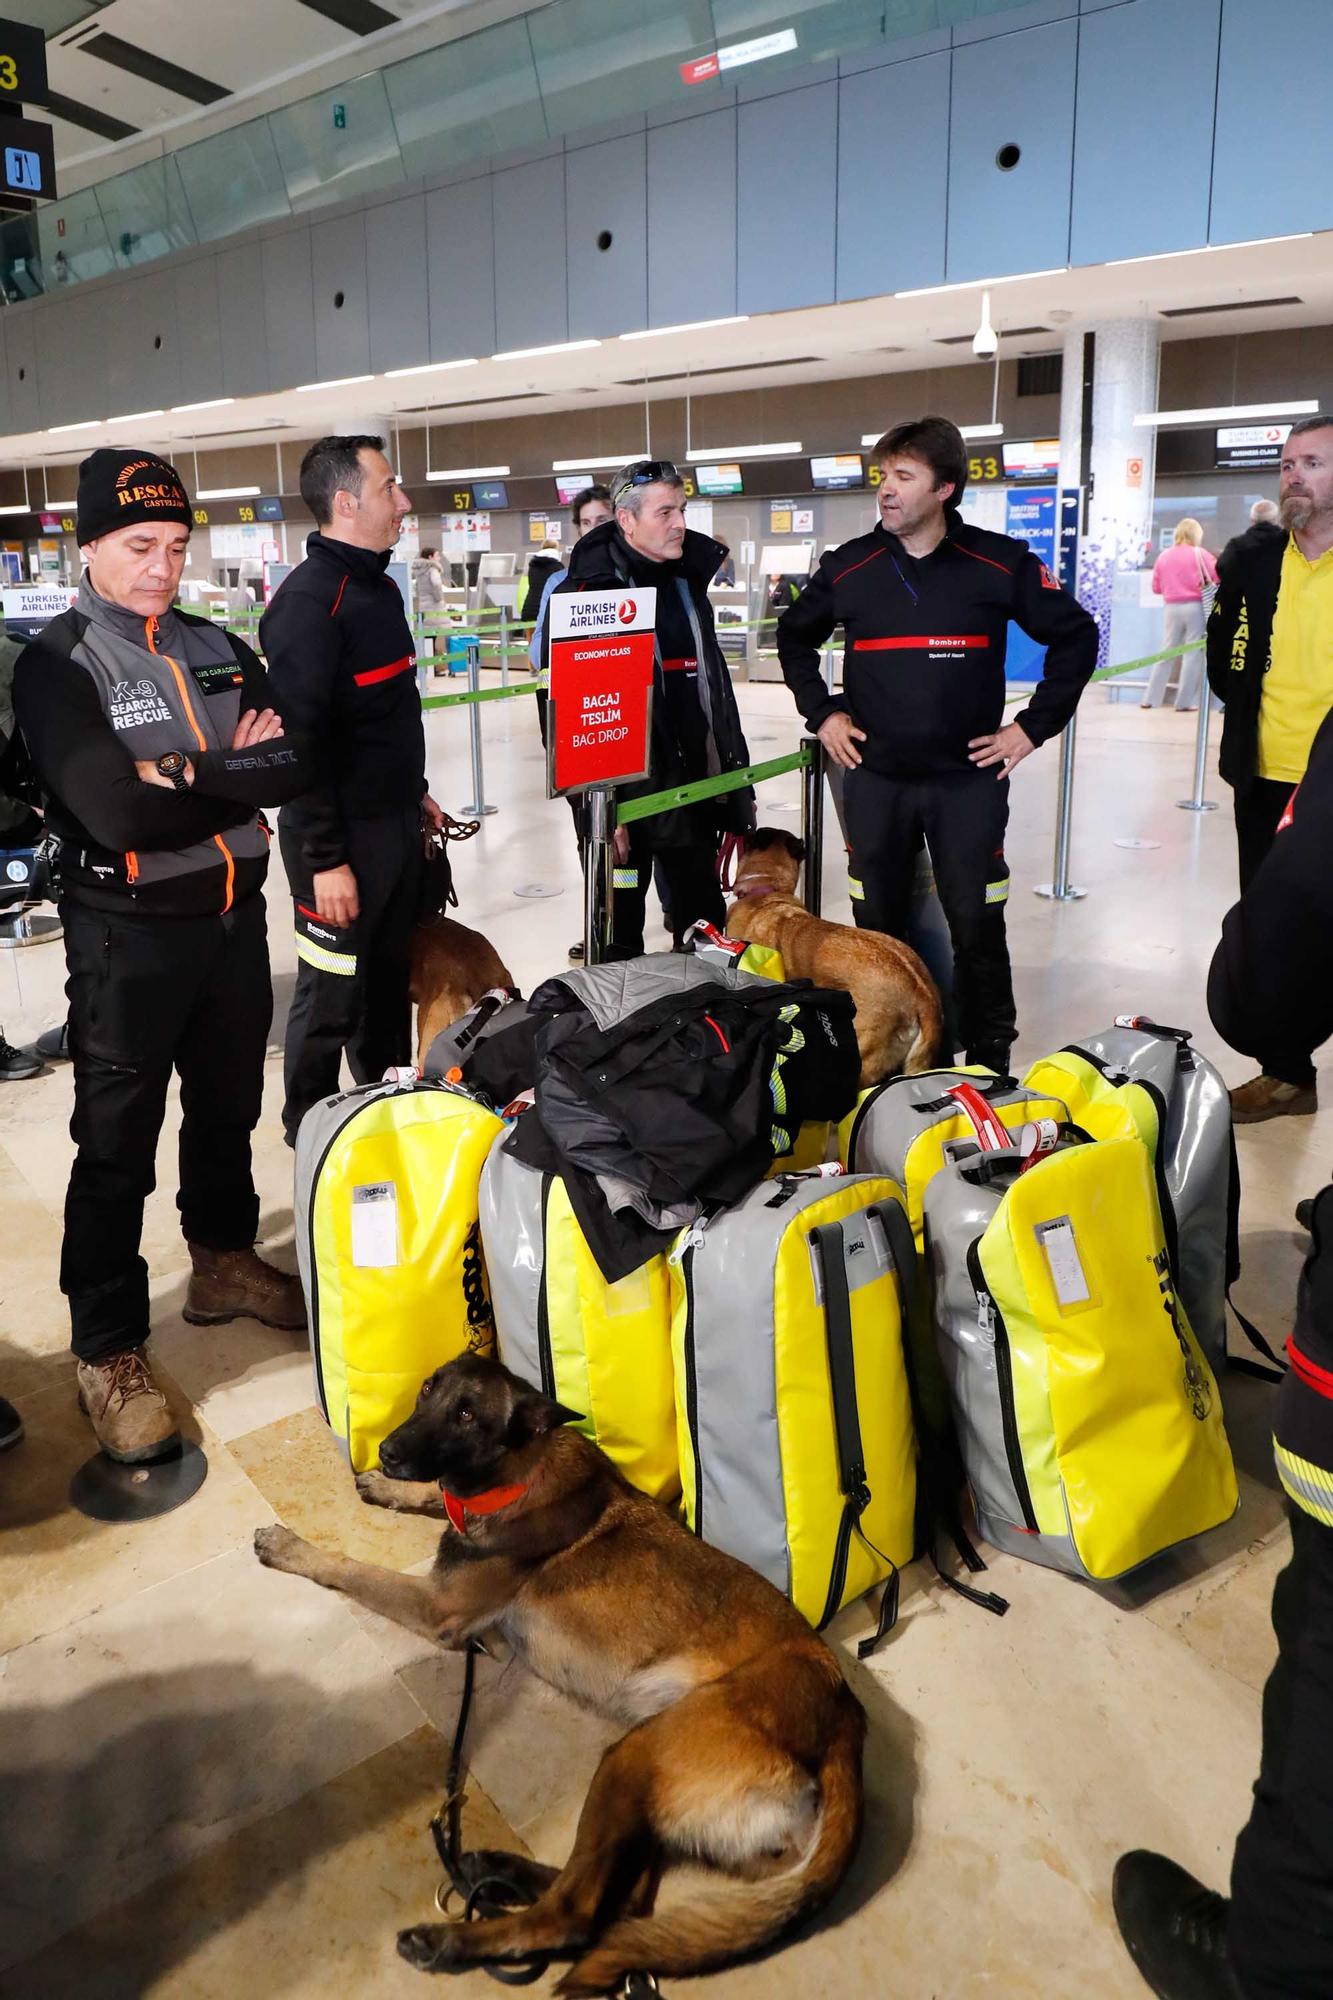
(896, 268, 1065, 299)
(1106, 231, 1313, 267)
(619, 317, 750, 341)
(551, 453, 648, 471)
(1134, 400, 1319, 428)
(197, 485, 261, 500)
(43, 498, 77, 507)
(171, 397, 236, 412)
(961, 423, 1004, 440)
(971, 290, 998, 359)
(106, 409, 165, 424)
(385, 358, 480, 379)
(295, 374, 375, 392)
(0, 503, 30, 515)
(687, 442, 802, 461)
(490, 340, 601, 361)
(425, 465, 511, 481)
(46, 419, 103, 434)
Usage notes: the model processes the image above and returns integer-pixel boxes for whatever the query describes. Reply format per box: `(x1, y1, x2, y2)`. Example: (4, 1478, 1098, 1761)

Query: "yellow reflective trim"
(297, 934, 357, 976)
(1275, 1440, 1333, 1527)
(847, 874, 865, 900)
(612, 868, 639, 888)
(986, 877, 1010, 905)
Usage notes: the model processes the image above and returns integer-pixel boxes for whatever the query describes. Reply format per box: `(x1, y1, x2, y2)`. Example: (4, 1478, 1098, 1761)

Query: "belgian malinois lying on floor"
(253, 1354, 865, 1994)
(725, 827, 941, 1087)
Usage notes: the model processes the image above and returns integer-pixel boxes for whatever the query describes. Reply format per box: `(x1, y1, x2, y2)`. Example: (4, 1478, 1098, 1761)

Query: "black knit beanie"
(76, 448, 192, 544)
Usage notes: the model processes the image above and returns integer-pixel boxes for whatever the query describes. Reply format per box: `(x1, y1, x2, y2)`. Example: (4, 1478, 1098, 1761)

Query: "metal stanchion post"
(800, 740, 825, 918)
(1177, 684, 1218, 812)
(1034, 716, 1086, 900)
(582, 786, 616, 966)
(460, 639, 497, 818)
(499, 607, 510, 689)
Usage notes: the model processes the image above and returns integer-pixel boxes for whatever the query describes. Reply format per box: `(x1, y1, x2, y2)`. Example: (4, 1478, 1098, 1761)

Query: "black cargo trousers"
(843, 763, 1014, 1065)
(60, 893, 271, 1363)
(279, 804, 423, 1143)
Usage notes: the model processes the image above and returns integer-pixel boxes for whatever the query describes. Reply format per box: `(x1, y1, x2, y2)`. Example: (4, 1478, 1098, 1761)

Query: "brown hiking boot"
(183, 1245, 307, 1331)
(76, 1350, 180, 1463)
(1230, 1074, 1318, 1125)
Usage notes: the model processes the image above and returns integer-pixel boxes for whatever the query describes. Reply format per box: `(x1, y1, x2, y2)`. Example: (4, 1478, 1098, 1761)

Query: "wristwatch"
(156, 749, 190, 794)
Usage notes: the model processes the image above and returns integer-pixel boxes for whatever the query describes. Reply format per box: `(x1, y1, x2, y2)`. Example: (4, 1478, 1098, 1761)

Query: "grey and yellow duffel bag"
(670, 1168, 918, 1648)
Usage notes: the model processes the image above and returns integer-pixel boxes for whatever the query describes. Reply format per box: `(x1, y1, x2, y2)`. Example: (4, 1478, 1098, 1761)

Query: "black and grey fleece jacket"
(14, 575, 307, 917)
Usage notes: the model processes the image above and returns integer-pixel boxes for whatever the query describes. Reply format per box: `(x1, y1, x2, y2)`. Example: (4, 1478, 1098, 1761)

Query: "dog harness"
(439, 1480, 527, 1536)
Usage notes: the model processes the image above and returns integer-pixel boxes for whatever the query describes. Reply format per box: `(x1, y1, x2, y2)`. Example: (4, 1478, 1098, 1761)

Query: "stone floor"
(0, 680, 1315, 1999)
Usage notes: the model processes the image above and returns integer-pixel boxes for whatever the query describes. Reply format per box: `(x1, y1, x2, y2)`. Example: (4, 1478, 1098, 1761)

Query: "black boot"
(964, 1044, 1013, 1079)
(0, 1395, 24, 1450)
(1112, 1851, 1245, 1998)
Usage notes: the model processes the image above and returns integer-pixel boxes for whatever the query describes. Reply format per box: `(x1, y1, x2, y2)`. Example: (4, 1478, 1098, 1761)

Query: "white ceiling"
(8, 230, 1332, 476)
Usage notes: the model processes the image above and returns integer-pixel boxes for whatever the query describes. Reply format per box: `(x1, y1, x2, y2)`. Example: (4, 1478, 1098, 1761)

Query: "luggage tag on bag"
(1034, 1215, 1090, 1307)
(351, 1182, 399, 1267)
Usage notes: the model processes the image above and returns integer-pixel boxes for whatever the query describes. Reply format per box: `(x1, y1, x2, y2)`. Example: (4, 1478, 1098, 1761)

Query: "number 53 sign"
(0, 20, 48, 105)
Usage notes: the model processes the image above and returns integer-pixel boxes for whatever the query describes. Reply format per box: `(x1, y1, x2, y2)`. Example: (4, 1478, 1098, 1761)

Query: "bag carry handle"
(947, 1082, 1015, 1153)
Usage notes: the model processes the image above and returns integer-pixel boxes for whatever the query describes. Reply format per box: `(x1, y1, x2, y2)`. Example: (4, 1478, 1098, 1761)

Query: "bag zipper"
(535, 1172, 556, 1398)
(965, 1237, 1038, 1532)
(680, 1242, 704, 1538)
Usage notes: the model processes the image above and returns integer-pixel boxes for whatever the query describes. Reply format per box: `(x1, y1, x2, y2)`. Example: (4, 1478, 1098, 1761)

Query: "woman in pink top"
(1143, 518, 1220, 710)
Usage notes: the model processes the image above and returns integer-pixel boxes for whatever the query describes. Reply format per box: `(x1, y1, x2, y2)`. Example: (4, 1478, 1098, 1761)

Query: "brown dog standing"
(409, 915, 516, 1069)
(726, 827, 941, 1085)
(254, 1354, 865, 1994)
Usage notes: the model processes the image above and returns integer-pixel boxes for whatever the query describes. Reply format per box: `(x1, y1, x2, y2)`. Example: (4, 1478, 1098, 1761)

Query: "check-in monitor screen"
(810, 454, 864, 490)
(1002, 439, 1060, 483)
(472, 480, 508, 508)
(554, 474, 594, 505)
(695, 463, 743, 496)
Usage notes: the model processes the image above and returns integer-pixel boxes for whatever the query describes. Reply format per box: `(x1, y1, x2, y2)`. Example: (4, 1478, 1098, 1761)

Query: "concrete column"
(1058, 318, 1160, 668)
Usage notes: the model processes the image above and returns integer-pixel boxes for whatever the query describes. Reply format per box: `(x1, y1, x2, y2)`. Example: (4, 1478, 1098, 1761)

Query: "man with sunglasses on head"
(547, 459, 754, 957)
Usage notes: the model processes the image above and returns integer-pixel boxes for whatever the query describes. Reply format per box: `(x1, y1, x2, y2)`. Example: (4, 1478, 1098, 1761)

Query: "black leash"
(430, 1641, 662, 1998)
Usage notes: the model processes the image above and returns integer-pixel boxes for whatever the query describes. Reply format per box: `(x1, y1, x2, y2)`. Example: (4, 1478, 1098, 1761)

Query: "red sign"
(680, 53, 719, 83)
(547, 588, 656, 795)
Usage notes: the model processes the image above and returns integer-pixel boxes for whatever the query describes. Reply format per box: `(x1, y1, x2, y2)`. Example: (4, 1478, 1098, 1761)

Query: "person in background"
(1143, 519, 1218, 711)
(549, 459, 754, 959)
(521, 541, 563, 625)
(778, 415, 1097, 1073)
(714, 545, 736, 587)
(1207, 414, 1333, 1121)
(412, 544, 447, 631)
(1114, 705, 1333, 2000)
(261, 435, 445, 1146)
(14, 448, 309, 1464)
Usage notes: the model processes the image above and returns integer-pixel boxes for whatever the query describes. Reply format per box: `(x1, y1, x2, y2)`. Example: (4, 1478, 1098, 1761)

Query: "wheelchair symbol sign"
(4, 147, 41, 194)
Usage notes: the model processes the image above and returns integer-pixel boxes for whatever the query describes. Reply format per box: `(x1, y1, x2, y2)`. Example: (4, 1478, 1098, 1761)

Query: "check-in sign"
(547, 588, 656, 796)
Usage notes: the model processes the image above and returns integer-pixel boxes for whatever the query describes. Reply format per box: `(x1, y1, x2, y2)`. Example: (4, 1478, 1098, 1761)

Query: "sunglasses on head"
(612, 460, 681, 505)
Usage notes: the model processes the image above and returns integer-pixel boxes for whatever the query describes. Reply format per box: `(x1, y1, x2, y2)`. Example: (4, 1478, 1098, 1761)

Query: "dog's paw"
(397, 1923, 460, 1973)
(355, 1468, 402, 1510)
(253, 1523, 304, 1571)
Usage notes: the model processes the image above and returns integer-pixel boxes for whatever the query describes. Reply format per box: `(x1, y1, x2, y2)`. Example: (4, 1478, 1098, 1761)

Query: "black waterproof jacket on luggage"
(548, 521, 755, 844)
(504, 957, 860, 1280)
(1205, 518, 1288, 791)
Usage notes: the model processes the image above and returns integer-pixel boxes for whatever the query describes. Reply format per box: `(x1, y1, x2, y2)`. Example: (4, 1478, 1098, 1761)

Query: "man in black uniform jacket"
(261, 436, 444, 1144)
(778, 415, 1098, 1070)
(14, 448, 308, 1464)
(549, 459, 754, 957)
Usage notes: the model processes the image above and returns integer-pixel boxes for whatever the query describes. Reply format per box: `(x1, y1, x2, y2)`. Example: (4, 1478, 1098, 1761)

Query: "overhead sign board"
(0, 111, 55, 204)
(1002, 438, 1060, 484)
(547, 588, 656, 797)
(811, 453, 864, 491)
(0, 19, 48, 108)
(1216, 422, 1291, 469)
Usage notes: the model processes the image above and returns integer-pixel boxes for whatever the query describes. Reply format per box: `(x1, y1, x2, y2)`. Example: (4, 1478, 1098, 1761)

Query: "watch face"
(158, 751, 186, 776)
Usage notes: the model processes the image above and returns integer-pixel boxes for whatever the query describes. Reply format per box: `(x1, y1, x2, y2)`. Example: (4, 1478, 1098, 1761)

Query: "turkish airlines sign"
(547, 589, 656, 796)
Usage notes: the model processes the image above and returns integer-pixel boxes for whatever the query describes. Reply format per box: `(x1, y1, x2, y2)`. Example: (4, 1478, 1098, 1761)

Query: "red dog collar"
(440, 1481, 527, 1536)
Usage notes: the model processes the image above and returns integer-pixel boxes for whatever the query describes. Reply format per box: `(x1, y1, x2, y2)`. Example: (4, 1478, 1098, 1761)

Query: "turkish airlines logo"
(618, 598, 636, 625)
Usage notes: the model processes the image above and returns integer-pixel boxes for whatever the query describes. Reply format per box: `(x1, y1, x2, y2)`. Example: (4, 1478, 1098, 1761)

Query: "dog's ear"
(507, 1390, 583, 1447)
(780, 831, 807, 863)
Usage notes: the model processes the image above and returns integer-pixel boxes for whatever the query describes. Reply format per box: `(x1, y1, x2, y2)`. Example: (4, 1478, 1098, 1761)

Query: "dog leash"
(431, 1640, 663, 1998)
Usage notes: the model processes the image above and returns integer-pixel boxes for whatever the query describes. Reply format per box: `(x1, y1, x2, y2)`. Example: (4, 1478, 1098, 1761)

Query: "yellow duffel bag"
(295, 1077, 504, 1472)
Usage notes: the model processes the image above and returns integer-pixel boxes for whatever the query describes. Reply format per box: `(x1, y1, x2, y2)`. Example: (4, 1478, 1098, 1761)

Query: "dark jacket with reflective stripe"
(14, 577, 305, 917)
(1205, 519, 1287, 792)
(777, 512, 1097, 778)
(260, 533, 426, 874)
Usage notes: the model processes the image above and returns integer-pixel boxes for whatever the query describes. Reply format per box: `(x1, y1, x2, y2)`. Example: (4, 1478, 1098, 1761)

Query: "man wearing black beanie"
(13, 447, 310, 1467)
